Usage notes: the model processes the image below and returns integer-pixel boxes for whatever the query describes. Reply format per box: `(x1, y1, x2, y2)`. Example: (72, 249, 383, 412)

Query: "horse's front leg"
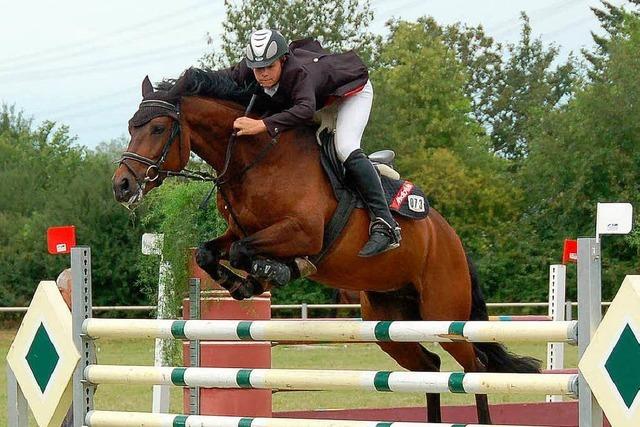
(195, 229, 236, 281)
(195, 230, 257, 299)
(228, 216, 323, 294)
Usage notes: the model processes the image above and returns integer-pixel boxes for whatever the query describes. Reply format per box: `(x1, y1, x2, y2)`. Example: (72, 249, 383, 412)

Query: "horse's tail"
(467, 254, 542, 373)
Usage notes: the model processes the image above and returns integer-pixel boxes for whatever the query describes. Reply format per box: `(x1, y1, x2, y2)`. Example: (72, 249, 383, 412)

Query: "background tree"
(364, 20, 522, 285)
(516, 9, 640, 300)
(418, 15, 577, 163)
(584, 0, 640, 80)
(0, 106, 143, 308)
(201, 0, 380, 68)
(484, 14, 577, 162)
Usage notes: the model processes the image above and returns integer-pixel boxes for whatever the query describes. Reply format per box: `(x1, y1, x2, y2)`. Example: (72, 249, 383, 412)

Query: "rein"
(200, 94, 278, 237)
(120, 96, 278, 238)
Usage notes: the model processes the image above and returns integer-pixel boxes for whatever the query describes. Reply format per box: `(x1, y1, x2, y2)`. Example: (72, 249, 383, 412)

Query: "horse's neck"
(182, 96, 323, 188)
(182, 97, 244, 173)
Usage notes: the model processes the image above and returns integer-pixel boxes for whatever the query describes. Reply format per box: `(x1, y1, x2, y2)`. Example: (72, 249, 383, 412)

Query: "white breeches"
(335, 80, 373, 162)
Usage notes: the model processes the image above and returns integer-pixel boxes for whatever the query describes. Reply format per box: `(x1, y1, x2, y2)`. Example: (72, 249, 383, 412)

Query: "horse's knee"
(229, 240, 255, 271)
(195, 242, 224, 281)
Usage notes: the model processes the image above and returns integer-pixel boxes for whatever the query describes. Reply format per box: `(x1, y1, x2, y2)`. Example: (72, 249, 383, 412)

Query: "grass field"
(1, 327, 578, 419)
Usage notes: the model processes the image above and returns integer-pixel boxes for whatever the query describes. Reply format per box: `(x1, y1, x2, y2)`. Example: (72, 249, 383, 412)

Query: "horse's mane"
(156, 67, 256, 106)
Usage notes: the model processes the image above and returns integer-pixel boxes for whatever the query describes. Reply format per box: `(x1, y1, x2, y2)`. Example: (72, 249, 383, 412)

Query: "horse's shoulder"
(282, 126, 321, 151)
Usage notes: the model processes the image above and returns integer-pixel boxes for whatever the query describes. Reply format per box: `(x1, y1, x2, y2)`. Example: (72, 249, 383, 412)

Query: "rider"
(221, 29, 401, 257)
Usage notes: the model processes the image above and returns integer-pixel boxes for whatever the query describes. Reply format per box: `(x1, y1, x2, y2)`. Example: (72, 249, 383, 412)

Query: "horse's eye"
(151, 125, 165, 135)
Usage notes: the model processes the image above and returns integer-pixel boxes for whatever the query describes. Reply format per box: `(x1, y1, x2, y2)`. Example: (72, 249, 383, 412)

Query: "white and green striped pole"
(83, 319, 578, 344)
(85, 410, 554, 427)
(84, 366, 578, 397)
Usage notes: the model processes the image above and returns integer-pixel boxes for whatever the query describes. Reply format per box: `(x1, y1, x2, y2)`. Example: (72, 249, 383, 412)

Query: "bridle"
(118, 100, 216, 188)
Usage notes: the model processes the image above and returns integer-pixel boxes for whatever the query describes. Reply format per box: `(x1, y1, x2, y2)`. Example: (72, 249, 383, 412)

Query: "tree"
(409, 18, 503, 142)
(471, 14, 576, 162)
(584, 0, 640, 79)
(365, 20, 522, 272)
(415, 15, 577, 163)
(517, 11, 640, 299)
(0, 105, 144, 308)
(201, 0, 379, 68)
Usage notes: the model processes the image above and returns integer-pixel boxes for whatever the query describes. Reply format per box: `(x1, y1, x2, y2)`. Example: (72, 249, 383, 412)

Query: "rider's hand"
(234, 117, 267, 136)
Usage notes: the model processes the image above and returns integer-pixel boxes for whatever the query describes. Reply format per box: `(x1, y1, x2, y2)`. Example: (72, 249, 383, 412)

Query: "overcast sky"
(0, 0, 628, 149)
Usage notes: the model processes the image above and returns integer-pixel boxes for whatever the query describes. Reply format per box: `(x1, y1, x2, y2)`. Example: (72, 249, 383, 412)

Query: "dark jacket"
(218, 39, 369, 137)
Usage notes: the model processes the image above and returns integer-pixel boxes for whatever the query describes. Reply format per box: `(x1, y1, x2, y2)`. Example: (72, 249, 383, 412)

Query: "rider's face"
(253, 59, 283, 89)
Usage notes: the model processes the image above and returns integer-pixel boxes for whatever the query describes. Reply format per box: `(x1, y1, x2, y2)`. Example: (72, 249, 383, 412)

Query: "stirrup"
(369, 217, 402, 244)
(359, 218, 401, 257)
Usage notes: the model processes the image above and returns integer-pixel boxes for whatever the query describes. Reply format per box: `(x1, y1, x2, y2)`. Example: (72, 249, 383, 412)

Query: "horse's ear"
(142, 76, 154, 98)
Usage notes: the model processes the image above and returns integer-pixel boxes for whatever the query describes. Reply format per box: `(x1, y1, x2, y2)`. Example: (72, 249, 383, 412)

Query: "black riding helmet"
(245, 29, 289, 69)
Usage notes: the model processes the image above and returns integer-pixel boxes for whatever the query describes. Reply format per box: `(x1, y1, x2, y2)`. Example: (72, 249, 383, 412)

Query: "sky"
(0, 0, 629, 150)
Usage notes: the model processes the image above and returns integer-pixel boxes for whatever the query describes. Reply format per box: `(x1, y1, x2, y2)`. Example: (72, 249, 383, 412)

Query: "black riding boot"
(344, 149, 402, 257)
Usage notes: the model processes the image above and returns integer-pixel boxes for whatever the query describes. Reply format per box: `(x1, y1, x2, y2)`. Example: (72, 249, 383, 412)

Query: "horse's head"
(112, 76, 191, 208)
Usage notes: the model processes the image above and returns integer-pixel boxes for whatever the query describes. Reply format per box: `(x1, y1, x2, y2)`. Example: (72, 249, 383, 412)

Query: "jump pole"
(84, 411, 550, 427)
(70, 202, 635, 427)
(70, 246, 581, 427)
(83, 318, 579, 344)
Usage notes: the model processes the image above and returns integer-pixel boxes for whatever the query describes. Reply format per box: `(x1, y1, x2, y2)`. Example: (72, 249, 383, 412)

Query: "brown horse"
(112, 72, 539, 424)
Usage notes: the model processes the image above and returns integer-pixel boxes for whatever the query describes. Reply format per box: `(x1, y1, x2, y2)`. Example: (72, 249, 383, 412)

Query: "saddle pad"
(381, 175, 430, 219)
(317, 128, 429, 220)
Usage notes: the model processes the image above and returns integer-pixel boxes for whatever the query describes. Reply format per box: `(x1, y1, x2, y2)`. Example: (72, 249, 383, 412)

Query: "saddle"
(310, 129, 429, 264)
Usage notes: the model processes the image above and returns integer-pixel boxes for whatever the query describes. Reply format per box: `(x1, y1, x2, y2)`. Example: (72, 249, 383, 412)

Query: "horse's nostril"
(119, 177, 130, 192)
(114, 176, 132, 202)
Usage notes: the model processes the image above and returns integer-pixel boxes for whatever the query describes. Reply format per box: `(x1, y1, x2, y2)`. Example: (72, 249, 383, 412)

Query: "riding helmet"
(245, 29, 289, 69)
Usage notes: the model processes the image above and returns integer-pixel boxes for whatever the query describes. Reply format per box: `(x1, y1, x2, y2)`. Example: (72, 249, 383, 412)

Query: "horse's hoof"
(247, 276, 266, 295)
(228, 280, 254, 300)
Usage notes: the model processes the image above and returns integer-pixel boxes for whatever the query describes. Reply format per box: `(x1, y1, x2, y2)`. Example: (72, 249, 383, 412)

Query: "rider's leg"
(336, 80, 401, 257)
(344, 149, 401, 256)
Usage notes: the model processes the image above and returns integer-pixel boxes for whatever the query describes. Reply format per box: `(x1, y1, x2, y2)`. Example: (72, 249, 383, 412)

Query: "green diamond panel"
(25, 323, 60, 393)
(605, 324, 640, 409)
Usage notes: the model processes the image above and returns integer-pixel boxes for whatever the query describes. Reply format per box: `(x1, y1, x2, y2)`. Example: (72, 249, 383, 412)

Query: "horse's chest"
(220, 196, 277, 234)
